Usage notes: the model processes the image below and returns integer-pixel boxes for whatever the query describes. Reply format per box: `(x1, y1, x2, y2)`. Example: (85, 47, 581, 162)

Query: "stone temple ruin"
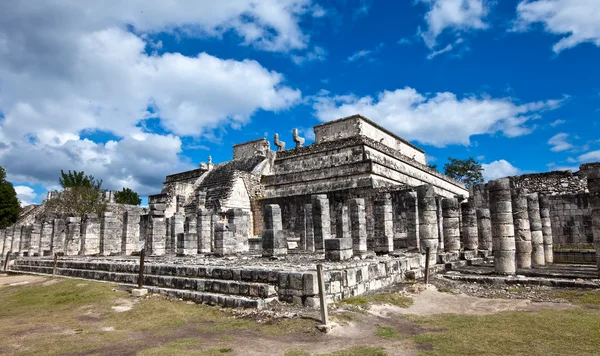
(2, 114, 600, 308)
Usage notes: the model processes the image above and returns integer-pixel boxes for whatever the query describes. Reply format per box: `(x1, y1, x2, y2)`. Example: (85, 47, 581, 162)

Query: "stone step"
(445, 260, 468, 270)
(443, 273, 600, 289)
(10, 265, 277, 298)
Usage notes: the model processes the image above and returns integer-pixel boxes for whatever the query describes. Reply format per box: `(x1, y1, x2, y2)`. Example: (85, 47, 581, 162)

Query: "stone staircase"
(10, 258, 278, 309)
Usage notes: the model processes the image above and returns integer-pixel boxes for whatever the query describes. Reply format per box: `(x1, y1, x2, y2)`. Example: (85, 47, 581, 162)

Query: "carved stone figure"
(274, 133, 285, 152)
(292, 128, 305, 148)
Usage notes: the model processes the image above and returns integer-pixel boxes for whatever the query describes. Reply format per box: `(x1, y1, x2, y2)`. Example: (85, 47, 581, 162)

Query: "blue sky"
(0, 0, 599, 206)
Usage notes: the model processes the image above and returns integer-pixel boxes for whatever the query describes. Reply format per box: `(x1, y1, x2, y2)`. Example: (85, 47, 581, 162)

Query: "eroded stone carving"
(273, 133, 285, 152)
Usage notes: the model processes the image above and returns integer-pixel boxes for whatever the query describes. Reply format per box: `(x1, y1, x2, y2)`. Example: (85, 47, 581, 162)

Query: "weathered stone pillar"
(169, 213, 184, 254)
(436, 197, 444, 253)
(65, 217, 81, 256)
(20, 225, 32, 257)
(539, 195, 554, 264)
(476, 209, 492, 253)
(303, 204, 314, 252)
(40, 220, 54, 256)
(442, 198, 460, 253)
(214, 222, 237, 256)
(228, 208, 250, 253)
(374, 193, 394, 254)
(178, 216, 197, 255)
(349, 198, 367, 255)
(489, 178, 516, 274)
(417, 185, 439, 263)
(262, 204, 287, 257)
(29, 222, 41, 256)
(527, 193, 545, 267)
(335, 203, 350, 239)
(404, 191, 420, 251)
(2, 227, 13, 261)
(511, 188, 532, 269)
(311, 195, 331, 251)
(0, 229, 7, 262)
(11, 225, 21, 255)
(197, 208, 212, 253)
(146, 217, 166, 255)
(325, 237, 353, 261)
(81, 214, 100, 255)
(100, 212, 122, 256)
(122, 210, 141, 255)
(586, 166, 600, 274)
(461, 198, 478, 251)
(52, 219, 66, 254)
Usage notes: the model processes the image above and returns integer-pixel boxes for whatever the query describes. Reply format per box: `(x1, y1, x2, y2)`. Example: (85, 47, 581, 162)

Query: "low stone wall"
(553, 249, 596, 264)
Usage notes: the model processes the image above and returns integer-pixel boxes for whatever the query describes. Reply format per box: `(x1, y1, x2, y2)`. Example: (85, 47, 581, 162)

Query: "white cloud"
(0, 2, 306, 197)
(291, 46, 327, 65)
(427, 38, 464, 59)
(482, 160, 521, 181)
(550, 119, 566, 127)
(514, 0, 600, 53)
(548, 133, 573, 152)
(14, 186, 37, 207)
(419, 0, 490, 49)
(312, 88, 563, 147)
(345, 43, 385, 63)
(578, 150, 600, 163)
(353, 0, 373, 19)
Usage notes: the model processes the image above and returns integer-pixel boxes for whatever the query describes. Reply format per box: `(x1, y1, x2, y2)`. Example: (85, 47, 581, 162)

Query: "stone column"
(303, 204, 314, 252)
(52, 219, 66, 254)
(169, 213, 184, 254)
(511, 188, 532, 269)
(11, 225, 21, 256)
(122, 210, 141, 255)
(436, 197, 444, 253)
(476, 209, 492, 253)
(404, 191, 420, 251)
(262, 204, 287, 257)
(417, 185, 439, 263)
(489, 178, 516, 274)
(442, 198, 460, 253)
(586, 166, 600, 274)
(20, 225, 32, 257)
(539, 195, 554, 264)
(325, 237, 353, 261)
(81, 214, 100, 255)
(147, 217, 166, 255)
(461, 198, 478, 251)
(214, 222, 238, 256)
(374, 193, 394, 254)
(178, 216, 197, 255)
(311, 195, 331, 251)
(3, 227, 13, 261)
(335, 203, 350, 239)
(29, 222, 41, 256)
(228, 208, 250, 253)
(197, 208, 212, 253)
(100, 212, 122, 256)
(349, 198, 367, 255)
(40, 221, 53, 256)
(0, 229, 7, 263)
(65, 217, 81, 256)
(527, 193, 545, 267)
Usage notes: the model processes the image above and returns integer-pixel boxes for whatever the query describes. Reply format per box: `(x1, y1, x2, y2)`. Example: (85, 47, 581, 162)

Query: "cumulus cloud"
(578, 150, 600, 163)
(312, 87, 563, 147)
(0, 2, 305, 197)
(514, 0, 600, 53)
(14, 186, 37, 207)
(482, 160, 521, 181)
(548, 133, 573, 152)
(419, 0, 490, 49)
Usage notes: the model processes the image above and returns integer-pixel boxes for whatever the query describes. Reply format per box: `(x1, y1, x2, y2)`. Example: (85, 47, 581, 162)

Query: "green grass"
(551, 290, 600, 307)
(337, 293, 413, 308)
(411, 309, 600, 355)
(322, 346, 387, 356)
(376, 326, 402, 339)
(285, 350, 310, 356)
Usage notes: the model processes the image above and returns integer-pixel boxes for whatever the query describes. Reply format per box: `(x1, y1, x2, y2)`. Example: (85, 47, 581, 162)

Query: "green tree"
(443, 157, 484, 188)
(428, 163, 438, 171)
(114, 188, 141, 206)
(46, 170, 106, 218)
(0, 166, 21, 228)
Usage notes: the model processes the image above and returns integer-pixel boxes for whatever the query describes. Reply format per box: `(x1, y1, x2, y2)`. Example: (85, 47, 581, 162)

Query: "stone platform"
(9, 251, 429, 308)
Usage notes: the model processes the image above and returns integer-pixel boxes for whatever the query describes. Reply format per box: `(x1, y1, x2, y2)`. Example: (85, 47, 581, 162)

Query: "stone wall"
(547, 193, 593, 245)
(509, 166, 590, 196)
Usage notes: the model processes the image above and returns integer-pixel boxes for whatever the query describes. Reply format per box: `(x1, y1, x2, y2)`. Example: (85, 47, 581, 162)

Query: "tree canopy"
(47, 170, 106, 218)
(443, 157, 484, 188)
(59, 170, 102, 189)
(114, 188, 141, 206)
(0, 166, 22, 228)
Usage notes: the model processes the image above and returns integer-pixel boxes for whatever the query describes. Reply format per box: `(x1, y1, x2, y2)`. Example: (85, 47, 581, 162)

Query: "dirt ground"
(0, 273, 597, 356)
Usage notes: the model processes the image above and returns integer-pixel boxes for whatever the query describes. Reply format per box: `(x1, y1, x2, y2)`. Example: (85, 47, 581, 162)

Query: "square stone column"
(214, 222, 238, 256)
(65, 218, 81, 256)
(20, 225, 32, 257)
(197, 209, 212, 253)
(178, 216, 197, 256)
(52, 219, 66, 254)
(325, 237, 353, 261)
(146, 217, 166, 256)
(436, 197, 444, 253)
(311, 195, 331, 251)
(11, 225, 21, 256)
(227, 208, 250, 253)
(586, 166, 600, 275)
(302, 204, 314, 252)
(81, 214, 100, 255)
(40, 221, 53, 256)
(374, 193, 394, 254)
(2, 228, 13, 261)
(262, 204, 287, 257)
(335, 203, 350, 240)
(100, 212, 122, 256)
(29, 222, 41, 256)
(349, 198, 367, 255)
(404, 191, 420, 251)
(122, 210, 141, 255)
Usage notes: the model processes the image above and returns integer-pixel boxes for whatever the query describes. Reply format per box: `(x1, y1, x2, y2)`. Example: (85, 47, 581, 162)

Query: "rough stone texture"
(511, 188, 532, 269)
(29, 222, 41, 256)
(11, 225, 21, 255)
(417, 185, 439, 263)
(442, 198, 460, 253)
(324, 237, 353, 261)
(471, 183, 489, 210)
(1, 229, 8, 261)
(335, 203, 350, 240)
(349, 198, 367, 254)
(373, 193, 394, 253)
(147, 217, 167, 256)
(3, 227, 13, 259)
(168, 213, 184, 254)
(311, 195, 331, 251)
(178, 224, 197, 256)
(262, 204, 287, 257)
(40, 220, 53, 256)
(302, 204, 314, 252)
(476, 209, 492, 253)
(227, 208, 250, 253)
(404, 191, 419, 251)
(65, 218, 81, 256)
(488, 178, 516, 275)
(436, 197, 444, 253)
(461, 198, 478, 251)
(527, 193, 546, 267)
(510, 169, 586, 196)
(122, 210, 141, 255)
(539, 195, 554, 263)
(100, 212, 122, 256)
(214, 222, 239, 256)
(52, 219, 66, 254)
(81, 214, 100, 255)
(197, 209, 212, 253)
(586, 165, 600, 274)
